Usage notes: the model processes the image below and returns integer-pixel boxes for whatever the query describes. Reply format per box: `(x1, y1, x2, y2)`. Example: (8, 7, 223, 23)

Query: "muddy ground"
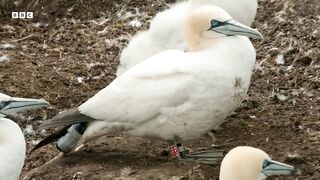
(0, 0, 319, 179)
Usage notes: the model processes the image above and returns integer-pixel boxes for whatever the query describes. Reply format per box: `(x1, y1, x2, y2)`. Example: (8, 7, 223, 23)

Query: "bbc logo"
(12, 12, 33, 19)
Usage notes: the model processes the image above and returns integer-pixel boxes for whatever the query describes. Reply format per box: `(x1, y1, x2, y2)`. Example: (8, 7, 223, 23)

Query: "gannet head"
(0, 93, 49, 118)
(184, 5, 262, 51)
(0, 93, 47, 180)
(220, 146, 298, 180)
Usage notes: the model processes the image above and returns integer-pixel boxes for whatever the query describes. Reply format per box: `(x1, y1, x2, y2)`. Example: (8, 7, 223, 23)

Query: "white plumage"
(0, 118, 25, 180)
(40, 6, 262, 150)
(117, 0, 258, 76)
(0, 93, 49, 180)
(82, 37, 255, 141)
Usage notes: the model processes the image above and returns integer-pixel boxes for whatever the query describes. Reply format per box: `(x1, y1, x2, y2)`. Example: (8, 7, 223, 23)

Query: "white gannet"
(117, 0, 258, 76)
(220, 146, 298, 180)
(0, 93, 49, 180)
(37, 6, 262, 159)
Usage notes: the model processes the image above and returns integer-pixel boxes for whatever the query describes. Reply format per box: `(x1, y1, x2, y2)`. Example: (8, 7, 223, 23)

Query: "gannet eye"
(210, 19, 224, 28)
(262, 159, 271, 169)
(0, 101, 6, 110)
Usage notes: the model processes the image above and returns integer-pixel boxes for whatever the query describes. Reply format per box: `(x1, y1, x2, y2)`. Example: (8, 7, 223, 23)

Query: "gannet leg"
(167, 135, 224, 165)
(184, 150, 225, 165)
(168, 135, 186, 158)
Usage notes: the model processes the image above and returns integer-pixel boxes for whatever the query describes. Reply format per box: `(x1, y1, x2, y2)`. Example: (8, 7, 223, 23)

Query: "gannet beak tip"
(210, 19, 263, 39)
(262, 159, 297, 176)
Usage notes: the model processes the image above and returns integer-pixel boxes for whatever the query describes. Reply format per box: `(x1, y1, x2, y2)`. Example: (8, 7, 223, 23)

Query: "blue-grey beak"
(262, 159, 300, 176)
(209, 19, 263, 39)
(0, 97, 49, 117)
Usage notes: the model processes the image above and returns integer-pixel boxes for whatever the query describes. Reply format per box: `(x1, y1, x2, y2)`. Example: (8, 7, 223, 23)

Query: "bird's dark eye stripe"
(210, 19, 234, 29)
(0, 101, 13, 110)
(262, 160, 272, 168)
(210, 20, 225, 28)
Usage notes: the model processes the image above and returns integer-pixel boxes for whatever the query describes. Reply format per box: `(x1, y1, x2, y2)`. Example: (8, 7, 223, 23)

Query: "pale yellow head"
(219, 146, 297, 180)
(184, 6, 262, 51)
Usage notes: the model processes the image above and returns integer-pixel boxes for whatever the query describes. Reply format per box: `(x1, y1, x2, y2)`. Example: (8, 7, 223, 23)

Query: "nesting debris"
(0, 55, 10, 62)
(0, 43, 16, 50)
(276, 94, 288, 101)
(2, 25, 15, 33)
(24, 125, 35, 136)
(275, 54, 285, 65)
(32, 22, 49, 28)
(128, 19, 142, 28)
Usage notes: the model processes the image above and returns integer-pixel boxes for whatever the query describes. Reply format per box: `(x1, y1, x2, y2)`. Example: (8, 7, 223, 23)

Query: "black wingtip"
(31, 125, 71, 153)
(39, 108, 95, 129)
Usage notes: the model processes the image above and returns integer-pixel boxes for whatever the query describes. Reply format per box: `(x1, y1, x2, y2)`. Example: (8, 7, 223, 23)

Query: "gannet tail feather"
(31, 126, 70, 152)
(39, 108, 96, 129)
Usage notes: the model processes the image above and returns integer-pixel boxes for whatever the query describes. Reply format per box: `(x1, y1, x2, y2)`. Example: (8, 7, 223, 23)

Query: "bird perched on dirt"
(36, 5, 262, 162)
(0, 93, 49, 180)
(117, 0, 258, 75)
(220, 146, 299, 180)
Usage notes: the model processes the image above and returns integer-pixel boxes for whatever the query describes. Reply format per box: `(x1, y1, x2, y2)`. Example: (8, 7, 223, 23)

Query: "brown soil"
(0, 0, 319, 179)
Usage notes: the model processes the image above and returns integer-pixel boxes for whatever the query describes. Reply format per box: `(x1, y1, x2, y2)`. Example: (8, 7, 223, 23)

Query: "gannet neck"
(184, 26, 229, 51)
(184, 6, 231, 51)
(0, 118, 26, 180)
(184, 23, 216, 51)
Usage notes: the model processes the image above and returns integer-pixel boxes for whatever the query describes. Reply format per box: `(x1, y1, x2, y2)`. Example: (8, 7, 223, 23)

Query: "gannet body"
(0, 93, 49, 180)
(0, 118, 25, 180)
(220, 146, 298, 180)
(39, 6, 262, 153)
(84, 37, 254, 142)
(117, 0, 258, 75)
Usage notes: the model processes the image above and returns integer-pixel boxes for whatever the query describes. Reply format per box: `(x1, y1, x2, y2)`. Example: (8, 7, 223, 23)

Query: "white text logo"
(12, 12, 33, 19)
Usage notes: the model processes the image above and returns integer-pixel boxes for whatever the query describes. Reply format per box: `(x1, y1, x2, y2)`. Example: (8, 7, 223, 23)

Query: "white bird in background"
(117, 0, 258, 76)
(220, 146, 298, 180)
(37, 6, 262, 159)
(0, 93, 49, 180)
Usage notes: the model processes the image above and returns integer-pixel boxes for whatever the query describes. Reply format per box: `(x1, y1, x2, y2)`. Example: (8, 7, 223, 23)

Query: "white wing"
(80, 50, 196, 124)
